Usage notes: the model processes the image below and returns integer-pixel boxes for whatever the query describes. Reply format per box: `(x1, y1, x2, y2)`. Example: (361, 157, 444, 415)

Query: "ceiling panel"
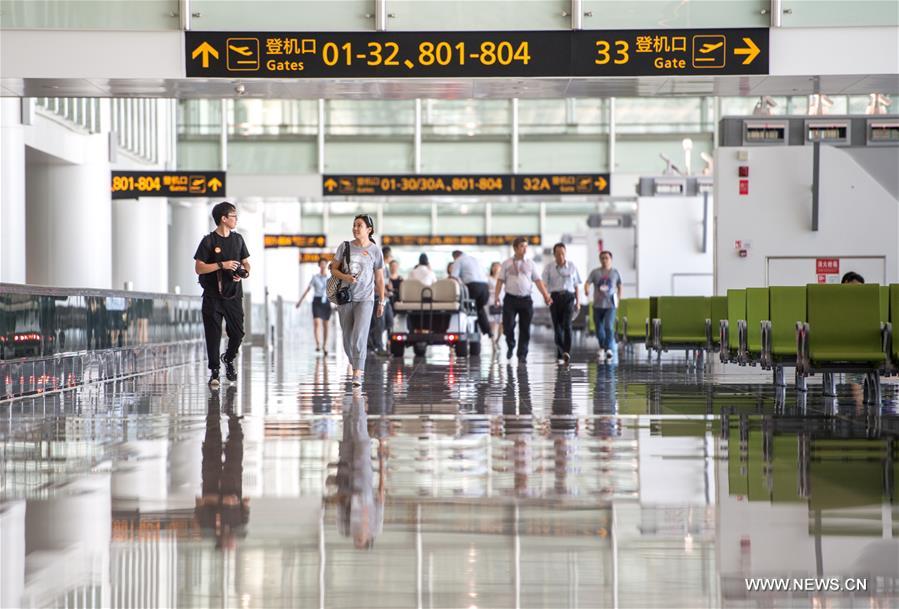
(3, 74, 896, 99)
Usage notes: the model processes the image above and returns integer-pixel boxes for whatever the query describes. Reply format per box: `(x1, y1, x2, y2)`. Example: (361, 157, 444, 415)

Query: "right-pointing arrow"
(734, 37, 760, 65)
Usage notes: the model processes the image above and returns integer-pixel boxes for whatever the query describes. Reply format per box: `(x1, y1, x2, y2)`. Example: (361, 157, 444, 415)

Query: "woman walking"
(330, 214, 386, 387)
(296, 258, 333, 354)
(487, 261, 504, 348)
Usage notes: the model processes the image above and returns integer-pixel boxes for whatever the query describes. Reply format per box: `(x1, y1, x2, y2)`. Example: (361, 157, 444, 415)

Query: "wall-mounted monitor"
(742, 120, 788, 146)
(867, 120, 899, 146)
(805, 120, 851, 146)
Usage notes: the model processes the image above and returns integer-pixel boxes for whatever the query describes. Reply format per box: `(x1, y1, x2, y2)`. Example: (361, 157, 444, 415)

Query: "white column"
(168, 199, 211, 295)
(26, 156, 112, 289)
(112, 197, 169, 292)
(0, 500, 26, 609)
(1, 98, 27, 283)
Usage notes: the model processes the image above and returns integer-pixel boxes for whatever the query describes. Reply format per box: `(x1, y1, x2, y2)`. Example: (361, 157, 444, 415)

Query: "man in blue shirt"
(585, 250, 622, 360)
(541, 243, 582, 365)
(451, 250, 490, 336)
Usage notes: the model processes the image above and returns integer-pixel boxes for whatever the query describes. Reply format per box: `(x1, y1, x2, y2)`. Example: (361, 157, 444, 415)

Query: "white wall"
(715, 145, 899, 292)
(636, 195, 714, 297)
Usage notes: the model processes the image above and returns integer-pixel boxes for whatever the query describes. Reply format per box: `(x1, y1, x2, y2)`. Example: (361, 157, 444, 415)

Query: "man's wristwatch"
(217, 261, 223, 270)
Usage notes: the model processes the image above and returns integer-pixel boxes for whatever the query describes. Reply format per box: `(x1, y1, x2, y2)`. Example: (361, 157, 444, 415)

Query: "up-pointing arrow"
(324, 178, 338, 192)
(191, 42, 220, 68)
(208, 177, 222, 192)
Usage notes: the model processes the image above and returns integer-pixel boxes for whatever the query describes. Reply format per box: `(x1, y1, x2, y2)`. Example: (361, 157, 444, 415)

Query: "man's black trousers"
(466, 281, 491, 335)
(502, 294, 534, 358)
(549, 291, 575, 357)
(202, 296, 244, 370)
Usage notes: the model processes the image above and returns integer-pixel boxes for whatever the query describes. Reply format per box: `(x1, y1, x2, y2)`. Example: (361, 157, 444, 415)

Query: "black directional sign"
(111, 171, 225, 199)
(186, 29, 768, 79)
(322, 174, 610, 197)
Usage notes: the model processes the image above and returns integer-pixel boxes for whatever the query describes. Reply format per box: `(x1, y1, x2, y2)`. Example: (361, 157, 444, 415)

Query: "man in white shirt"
(541, 242, 582, 365)
(407, 253, 436, 286)
(451, 250, 490, 336)
(493, 237, 552, 362)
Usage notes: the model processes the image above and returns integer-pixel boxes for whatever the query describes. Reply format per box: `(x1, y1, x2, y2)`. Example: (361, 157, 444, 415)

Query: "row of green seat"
(720, 283, 899, 403)
(618, 286, 898, 403)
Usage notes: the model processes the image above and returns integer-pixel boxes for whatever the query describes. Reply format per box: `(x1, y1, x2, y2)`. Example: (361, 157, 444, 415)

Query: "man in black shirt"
(194, 202, 251, 386)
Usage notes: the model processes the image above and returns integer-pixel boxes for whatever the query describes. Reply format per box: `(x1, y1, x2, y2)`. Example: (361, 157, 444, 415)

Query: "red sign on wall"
(739, 179, 749, 195)
(816, 258, 840, 275)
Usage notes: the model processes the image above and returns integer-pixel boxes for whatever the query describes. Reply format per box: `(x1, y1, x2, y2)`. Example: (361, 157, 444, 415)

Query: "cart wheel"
(390, 340, 405, 357)
(454, 342, 469, 357)
(413, 342, 428, 357)
(468, 341, 481, 356)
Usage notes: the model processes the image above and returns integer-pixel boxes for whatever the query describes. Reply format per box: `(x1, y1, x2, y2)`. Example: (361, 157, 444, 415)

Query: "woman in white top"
(487, 261, 504, 346)
(407, 253, 436, 286)
(296, 258, 332, 354)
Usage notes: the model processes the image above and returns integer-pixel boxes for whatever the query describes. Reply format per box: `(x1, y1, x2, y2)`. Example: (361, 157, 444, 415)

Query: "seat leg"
(865, 371, 883, 406)
(773, 366, 785, 387)
(795, 369, 808, 392)
(822, 372, 836, 397)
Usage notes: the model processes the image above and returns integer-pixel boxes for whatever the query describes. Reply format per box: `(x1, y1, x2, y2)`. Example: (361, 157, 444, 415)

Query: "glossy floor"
(2, 326, 898, 609)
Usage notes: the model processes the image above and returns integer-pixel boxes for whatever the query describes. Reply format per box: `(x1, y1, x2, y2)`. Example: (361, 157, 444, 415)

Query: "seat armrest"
(760, 320, 772, 369)
(719, 319, 730, 363)
(737, 320, 747, 364)
(882, 322, 894, 371)
(796, 321, 810, 375)
(651, 318, 662, 351)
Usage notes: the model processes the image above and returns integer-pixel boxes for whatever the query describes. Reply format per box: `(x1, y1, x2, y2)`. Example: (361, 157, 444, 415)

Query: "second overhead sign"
(322, 174, 610, 196)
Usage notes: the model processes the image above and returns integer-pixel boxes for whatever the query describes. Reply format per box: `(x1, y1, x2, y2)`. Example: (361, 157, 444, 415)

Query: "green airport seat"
(706, 295, 727, 351)
(620, 298, 650, 344)
(615, 298, 628, 340)
(720, 289, 745, 364)
(760, 286, 806, 385)
(880, 285, 889, 326)
(797, 284, 887, 403)
(739, 287, 769, 364)
(653, 296, 709, 354)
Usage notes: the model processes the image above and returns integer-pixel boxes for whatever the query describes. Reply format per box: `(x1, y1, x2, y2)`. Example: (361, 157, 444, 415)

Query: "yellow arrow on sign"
(594, 176, 607, 191)
(208, 177, 222, 192)
(324, 178, 338, 192)
(734, 37, 760, 65)
(191, 42, 219, 68)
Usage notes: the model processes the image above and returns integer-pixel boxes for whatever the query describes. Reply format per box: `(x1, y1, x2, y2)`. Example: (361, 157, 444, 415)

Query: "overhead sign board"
(264, 234, 327, 248)
(323, 174, 609, 197)
(381, 235, 542, 247)
(299, 251, 335, 263)
(111, 171, 225, 199)
(186, 29, 767, 79)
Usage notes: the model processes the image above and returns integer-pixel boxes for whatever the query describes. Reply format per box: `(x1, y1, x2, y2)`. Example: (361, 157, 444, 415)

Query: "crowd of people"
(193, 203, 624, 388)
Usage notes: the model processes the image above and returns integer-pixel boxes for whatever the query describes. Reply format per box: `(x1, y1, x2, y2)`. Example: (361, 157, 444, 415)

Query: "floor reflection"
(1, 329, 898, 608)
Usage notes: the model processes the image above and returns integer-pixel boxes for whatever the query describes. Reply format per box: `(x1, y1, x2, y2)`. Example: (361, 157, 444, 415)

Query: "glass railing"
(0, 284, 204, 398)
(0, 285, 202, 360)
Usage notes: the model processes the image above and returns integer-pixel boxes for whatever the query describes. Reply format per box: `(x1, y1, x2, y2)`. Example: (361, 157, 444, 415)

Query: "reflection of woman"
(335, 389, 385, 549)
(195, 386, 249, 549)
(487, 262, 504, 347)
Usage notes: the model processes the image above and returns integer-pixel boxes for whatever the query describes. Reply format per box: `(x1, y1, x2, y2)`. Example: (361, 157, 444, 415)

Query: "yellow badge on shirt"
(214, 246, 222, 254)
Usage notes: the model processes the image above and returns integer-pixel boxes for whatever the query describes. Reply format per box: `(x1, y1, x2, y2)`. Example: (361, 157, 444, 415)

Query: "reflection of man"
(195, 386, 249, 549)
(334, 389, 385, 549)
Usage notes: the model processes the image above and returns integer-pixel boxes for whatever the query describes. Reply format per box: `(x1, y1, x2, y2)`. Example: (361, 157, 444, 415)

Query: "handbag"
(326, 241, 352, 305)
